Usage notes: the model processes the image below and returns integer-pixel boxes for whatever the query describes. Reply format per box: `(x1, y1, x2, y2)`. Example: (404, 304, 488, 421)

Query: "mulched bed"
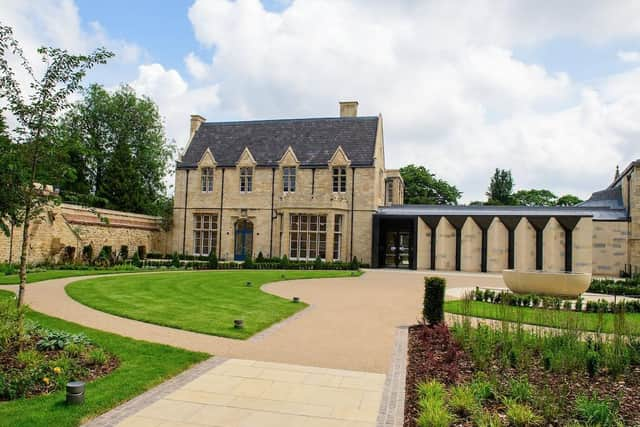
(404, 324, 640, 427)
(0, 334, 119, 401)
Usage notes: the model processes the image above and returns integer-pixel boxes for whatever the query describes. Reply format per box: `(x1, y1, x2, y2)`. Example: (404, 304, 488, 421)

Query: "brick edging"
(82, 356, 226, 427)
(377, 326, 408, 427)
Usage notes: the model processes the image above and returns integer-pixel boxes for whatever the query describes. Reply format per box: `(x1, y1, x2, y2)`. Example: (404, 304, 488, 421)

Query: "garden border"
(376, 326, 408, 427)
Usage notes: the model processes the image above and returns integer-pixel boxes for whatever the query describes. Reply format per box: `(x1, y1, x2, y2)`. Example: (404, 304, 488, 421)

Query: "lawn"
(445, 299, 640, 335)
(66, 270, 360, 339)
(0, 290, 208, 427)
(0, 268, 136, 285)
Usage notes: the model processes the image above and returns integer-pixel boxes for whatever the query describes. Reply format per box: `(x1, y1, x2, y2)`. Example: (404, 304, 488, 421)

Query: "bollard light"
(66, 381, 85, 405)
(246, 281, 252, 287)
(234, 319, 244, 329)
(292, 297, 300, 303)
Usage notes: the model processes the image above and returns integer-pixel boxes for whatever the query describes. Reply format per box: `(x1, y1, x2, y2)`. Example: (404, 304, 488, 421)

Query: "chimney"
(339, 101, 358, 118)
(190, 114, 206, 137)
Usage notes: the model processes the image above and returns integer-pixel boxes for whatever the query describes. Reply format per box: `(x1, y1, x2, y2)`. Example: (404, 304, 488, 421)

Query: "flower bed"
(405, 322, 640, 426)
(589, 277, 640, 297)
(0, 303, 117, 400)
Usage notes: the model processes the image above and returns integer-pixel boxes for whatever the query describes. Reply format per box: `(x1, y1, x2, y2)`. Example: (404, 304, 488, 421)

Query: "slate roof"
(177, 116, 379, 168)
(376, 204, 628, 221)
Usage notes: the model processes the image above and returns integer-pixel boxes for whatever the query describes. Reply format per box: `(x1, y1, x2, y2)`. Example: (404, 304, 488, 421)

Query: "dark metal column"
(555, 216, 581, 272)
(445, 216, 468, 272)
(471, 216, 494, 273)
(528, 217, 551, 271)
(498, 216, 522, 270)
(421, 216, 442, 270)
(371, 215, 380, 268)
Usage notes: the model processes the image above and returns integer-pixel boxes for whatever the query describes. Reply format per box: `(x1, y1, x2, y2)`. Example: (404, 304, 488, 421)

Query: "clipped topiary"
(131, 251, 142, 268)
(171, 252, 181, 268)
(207, 250, 218, 269)
(423, 276, 446, 325)
(350, 256, 360, 270)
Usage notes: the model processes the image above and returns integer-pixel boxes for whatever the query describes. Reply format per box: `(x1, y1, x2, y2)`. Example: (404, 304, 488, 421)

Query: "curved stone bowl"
(502, 270, 592, 298)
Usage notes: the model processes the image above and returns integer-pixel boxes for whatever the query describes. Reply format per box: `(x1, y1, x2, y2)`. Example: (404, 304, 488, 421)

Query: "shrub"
(171, 252, 181, 268)
(575, 296, 583, 312)
(508, 377, 533, 403)
(281, 254, 289, 267)
(417, 380, 446, 402)
(423, 277, 446, 325)
(118, 245, 129, 261)
(448, 384, 479, 416)
(531, 295, 541, 308)
(16, 350, 43, 368)
(475, 287, 484, 302)
(82, 245, 93, 262)
(207, 251, 218, 269)
(88, 348, 108, 366)
(36, 330, 91, 351)
(473, 410, 503, 427)
(416, 403, 456, 427)
(64, 342, 86, 358)
(132, 251, 142, 268)
(243, 255, 253, 269)
(563, 300, 573, 310)
(350, 256, 360, 270)
(255, 251, 265, 263)
(505, 401, 543, 426)
(574, 394, 621, 427)
(470, 375, 494, 402)
(586, 350, 600, 378)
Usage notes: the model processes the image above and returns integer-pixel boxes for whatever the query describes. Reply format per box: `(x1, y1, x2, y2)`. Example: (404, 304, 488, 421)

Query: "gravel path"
(2, 270, 503, 373)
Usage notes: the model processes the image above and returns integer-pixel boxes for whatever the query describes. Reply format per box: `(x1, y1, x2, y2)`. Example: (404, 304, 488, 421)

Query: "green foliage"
(505, 400, 543, 426)
(574, 394, 622, 427)
(423, 277, 446, 325)
(512, 189, 557, 206)
(448, 384, 479, 416)
(486, 168, 514, 205)
(88, 348, 108, 366)
(472, 410, 503, 427)
(416, 380, 455, 427)
(36, 330, 91, 351)
(400, 164, 461, 205)
(508, 377, 533, 403)
(470, 375, 495, 402)
(207, 251, 218, 269)
(557, 194, 583, 206)
(16, 350, 43, 368)
(118, 245, 128, 261)
(350, 256, 360, 270)
(586, 350, 600, 378)
(131, 251, 142, 268)
(171, 252, 181, 268)
(57, 84, 175, 216)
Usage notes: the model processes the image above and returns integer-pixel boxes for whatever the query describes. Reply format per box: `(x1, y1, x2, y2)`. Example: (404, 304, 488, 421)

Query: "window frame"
(333, 214, 343, 261)
(386, 179, 394, 204)
(289, 214, 327, 260)
(332, 167, 347, 193)
(193, 213, 218, 256)
(201, 167, 214, 193)
(239, 167, 253, 193)
(282, 166, 296, 193)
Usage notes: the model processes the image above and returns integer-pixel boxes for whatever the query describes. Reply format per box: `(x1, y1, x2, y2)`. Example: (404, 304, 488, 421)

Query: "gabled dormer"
(279, 147, 299, 193)
(278, 146, 300, 167)
(198, 148, 216, 193)
(328, 146, 351, 168)
(237, 147, 256, 193)
(329, 146, 350, 193)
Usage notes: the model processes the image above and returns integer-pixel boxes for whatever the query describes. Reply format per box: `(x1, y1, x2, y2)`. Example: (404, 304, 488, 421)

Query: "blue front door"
(234, 220, 253, 261)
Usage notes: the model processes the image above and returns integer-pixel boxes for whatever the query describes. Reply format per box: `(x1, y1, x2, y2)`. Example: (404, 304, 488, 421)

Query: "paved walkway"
(112, 358, 385, 427)
(5, 270, 503, 373)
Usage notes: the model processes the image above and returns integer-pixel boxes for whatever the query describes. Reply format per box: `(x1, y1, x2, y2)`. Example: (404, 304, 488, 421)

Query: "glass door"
(384, 231, 411, 268)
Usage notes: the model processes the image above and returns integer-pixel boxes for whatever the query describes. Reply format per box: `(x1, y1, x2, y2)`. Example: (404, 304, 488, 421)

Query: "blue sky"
(5, 1, 640, 201)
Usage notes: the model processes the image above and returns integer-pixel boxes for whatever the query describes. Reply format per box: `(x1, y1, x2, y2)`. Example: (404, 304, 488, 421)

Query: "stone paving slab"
(111, 358, 386, 427)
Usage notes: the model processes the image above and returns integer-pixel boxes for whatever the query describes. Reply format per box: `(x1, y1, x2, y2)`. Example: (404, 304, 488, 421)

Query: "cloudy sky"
(3, 0, 640, 202)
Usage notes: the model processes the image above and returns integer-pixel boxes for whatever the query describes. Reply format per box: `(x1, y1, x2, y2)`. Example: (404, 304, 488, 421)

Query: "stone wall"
(0, 204, 166, 264)
(592, 221, 629, 276)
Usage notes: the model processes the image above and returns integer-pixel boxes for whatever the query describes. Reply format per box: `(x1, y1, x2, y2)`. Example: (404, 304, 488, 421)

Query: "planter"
(502, 269, 591, 298)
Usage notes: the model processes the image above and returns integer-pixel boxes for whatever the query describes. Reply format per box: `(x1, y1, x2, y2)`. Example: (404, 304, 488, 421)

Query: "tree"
(0, 24, 112, 307)
(486, 168, 514, 205)
(512, 189, 557, 206)
(557, 194, 583, 206)
(400, 164, 461, 205)
(57, 84, 174, 215)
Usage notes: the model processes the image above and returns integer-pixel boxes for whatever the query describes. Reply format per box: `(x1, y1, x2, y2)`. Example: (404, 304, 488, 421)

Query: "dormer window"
(240, 167, 253, 193)
(201, 168, 214, 192)
(283, 167, 296, 192)
(332, 167, 347, 193)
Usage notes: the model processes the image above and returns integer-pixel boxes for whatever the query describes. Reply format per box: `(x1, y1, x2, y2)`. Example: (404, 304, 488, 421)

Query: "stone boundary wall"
(0, 203, 169, 264)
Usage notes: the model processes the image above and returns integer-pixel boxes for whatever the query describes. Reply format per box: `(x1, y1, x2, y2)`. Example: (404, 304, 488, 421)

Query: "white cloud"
(184, 0, 640, 201)
(185, 52, 212, 80)
(618, 50, 640, 63)
(129, 64, 220, 148)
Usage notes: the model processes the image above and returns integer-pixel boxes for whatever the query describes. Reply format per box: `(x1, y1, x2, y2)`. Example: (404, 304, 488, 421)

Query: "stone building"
(172, 102, 639, 276)
(172, 101, 403, 264)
